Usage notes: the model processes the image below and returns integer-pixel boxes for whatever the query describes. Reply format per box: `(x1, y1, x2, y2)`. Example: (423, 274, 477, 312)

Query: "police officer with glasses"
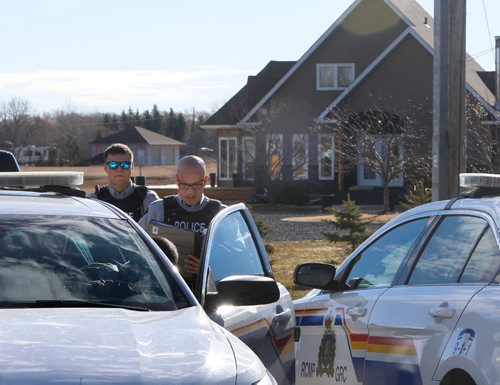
(139, 155, 225, 277)
(89, 143, 159, 221)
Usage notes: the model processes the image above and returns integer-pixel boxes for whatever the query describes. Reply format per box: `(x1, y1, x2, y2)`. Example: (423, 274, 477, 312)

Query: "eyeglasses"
(106, 161, 131, 170)
(177, 181, 204, 190)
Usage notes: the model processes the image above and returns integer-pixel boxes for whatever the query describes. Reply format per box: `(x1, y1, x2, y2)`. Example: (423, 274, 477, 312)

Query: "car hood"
(0, 306, 238, 384)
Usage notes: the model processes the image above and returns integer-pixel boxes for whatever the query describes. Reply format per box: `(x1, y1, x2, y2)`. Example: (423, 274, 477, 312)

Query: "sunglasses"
(177, 181, 204, 190)
(106, 161, 131, 170)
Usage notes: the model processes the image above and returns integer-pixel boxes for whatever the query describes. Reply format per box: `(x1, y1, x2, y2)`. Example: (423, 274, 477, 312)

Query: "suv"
(0, 150, 20, 171)
(293, 173, 500, 385)
(0, 171, 295, 384)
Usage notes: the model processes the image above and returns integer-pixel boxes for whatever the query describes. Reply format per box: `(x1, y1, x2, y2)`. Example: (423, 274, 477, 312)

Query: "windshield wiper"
(0, 300, 151, 312)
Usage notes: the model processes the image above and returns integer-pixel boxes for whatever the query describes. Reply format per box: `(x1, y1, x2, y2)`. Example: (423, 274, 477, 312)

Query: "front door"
(295, 217, 429, 385)
(198, 204, 295, 384)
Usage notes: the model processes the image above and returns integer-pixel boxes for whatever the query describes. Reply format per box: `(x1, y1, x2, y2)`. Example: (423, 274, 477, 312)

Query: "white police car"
(0, 171, 294, 384)
(293, 174, 500, 385)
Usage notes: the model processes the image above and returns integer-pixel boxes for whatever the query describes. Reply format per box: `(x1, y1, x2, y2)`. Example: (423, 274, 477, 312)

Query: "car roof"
(0, 190, 121, 218)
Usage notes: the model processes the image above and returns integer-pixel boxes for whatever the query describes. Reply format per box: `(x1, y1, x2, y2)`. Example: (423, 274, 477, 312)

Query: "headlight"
(252, 371, 277, 385)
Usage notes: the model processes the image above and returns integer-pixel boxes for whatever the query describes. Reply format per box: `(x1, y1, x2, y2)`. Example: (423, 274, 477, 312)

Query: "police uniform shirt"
(89, 181, 159, 219)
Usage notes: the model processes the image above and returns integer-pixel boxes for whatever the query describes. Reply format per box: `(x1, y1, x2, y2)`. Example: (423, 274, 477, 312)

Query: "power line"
(481, 0, 495, 62)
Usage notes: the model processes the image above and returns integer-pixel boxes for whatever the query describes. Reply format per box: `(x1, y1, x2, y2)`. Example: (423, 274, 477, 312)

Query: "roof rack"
(0, 171, 86, 198)
(460, 173, 500, 198)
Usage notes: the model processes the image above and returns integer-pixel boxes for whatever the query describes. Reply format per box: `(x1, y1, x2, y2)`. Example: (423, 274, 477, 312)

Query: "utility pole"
(432, 0, 467, 200)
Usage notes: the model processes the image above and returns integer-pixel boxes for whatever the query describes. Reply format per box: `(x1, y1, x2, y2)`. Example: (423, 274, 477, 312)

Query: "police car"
(293, 174, 500, 385)
(0, 171, 295, 384)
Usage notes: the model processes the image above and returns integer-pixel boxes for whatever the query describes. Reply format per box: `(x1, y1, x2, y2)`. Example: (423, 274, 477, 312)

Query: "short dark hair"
(104, 143, 134, 162)
(152, 236, 179, 265)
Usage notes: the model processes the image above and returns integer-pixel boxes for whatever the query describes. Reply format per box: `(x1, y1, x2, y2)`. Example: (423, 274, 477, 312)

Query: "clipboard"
(148, 221, 196, 279)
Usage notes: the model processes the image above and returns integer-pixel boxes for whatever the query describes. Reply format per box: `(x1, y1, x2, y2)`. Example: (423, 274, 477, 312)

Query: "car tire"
(440, 370, 475, 385)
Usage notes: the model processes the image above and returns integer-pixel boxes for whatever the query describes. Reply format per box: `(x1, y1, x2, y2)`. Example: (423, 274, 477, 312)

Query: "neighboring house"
(91, 126, 184, 166)
(202, 0, 500, 201)
(15, 145, 54, 165)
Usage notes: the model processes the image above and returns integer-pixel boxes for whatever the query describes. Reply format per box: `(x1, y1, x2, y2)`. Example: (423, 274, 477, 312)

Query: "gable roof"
(92, 126, 185, 146)
(202, 61, 295, 127)
(229, 0, 496, 125)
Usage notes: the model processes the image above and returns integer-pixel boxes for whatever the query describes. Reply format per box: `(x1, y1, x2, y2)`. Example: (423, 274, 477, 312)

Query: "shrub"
(275, 183, 308, 206)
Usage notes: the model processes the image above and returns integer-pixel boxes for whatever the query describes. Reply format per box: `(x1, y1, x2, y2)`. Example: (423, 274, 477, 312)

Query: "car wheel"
(440, 370, 475, 385)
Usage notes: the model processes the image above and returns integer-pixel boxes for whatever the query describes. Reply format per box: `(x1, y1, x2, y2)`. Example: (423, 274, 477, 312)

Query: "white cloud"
(0, 67, 252, 114)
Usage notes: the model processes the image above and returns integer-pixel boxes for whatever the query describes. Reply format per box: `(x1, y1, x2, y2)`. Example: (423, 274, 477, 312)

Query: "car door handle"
(429, 306, 456, 319)
(273, 309, 292, 324)
(346, 306, 367, 318)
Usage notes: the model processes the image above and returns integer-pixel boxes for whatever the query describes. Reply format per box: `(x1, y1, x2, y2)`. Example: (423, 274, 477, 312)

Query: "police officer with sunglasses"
(89, 143, 159, 221)
(139, 155, 225, 281)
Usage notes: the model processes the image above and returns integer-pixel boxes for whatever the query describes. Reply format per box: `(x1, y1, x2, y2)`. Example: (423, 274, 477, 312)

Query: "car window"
(409, 215, 487, 285)
(460, 227, 500, 283)
(208, 211, 265, 282)
(0, 215, 190, 311)
(345, 218, 428, 289)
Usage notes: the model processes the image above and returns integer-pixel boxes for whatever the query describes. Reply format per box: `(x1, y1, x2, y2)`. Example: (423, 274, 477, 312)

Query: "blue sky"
(0, 0, 498, 114)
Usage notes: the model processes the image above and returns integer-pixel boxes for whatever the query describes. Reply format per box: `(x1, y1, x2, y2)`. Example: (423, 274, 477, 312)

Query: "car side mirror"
(205, 275, 280, 311)
(294, 263, 343, 291)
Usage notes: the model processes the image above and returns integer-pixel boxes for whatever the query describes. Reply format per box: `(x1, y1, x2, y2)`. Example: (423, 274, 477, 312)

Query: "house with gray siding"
(91, 126, 184, 166)
(202, 0, 499, 202)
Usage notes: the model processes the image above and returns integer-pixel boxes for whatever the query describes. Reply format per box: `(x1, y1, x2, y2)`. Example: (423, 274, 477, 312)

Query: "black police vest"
(96, 185, 148, 221)
(162, 195, 223, 236)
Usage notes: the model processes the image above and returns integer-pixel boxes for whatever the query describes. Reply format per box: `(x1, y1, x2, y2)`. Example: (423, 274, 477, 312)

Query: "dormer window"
(316, 63, 355, 90)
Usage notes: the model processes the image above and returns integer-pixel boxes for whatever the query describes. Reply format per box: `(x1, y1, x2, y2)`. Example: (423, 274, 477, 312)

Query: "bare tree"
(463, 93, 499, 173)
(0, 98, 31, 148)
(331, 100, 431, 212)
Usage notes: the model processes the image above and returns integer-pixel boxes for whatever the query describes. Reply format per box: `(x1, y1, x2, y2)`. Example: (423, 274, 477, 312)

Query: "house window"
(318, 134, 335, 180)
(266, 134, 283, 180)
(357, 135, 404, 187)
(317, 63, 355, 90)
(219, 137, 237, 180)
(292, 134, 308, 180)
(242, 136, 255, 181)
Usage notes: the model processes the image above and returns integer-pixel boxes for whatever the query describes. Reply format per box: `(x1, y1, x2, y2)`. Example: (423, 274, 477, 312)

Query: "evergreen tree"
(120, 110, 130, 129)
(165, 108, 176, 138)
(322, 195, 371, 252)
(143, 109, 153, 131)
(173, 112, 186, 141)
(110, 114, 120, 131)
(151, 104, 162, 133)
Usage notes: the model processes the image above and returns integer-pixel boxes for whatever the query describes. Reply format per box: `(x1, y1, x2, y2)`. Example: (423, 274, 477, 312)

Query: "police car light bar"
(459, 173, 500, 189)
(0, 171, 84, 187)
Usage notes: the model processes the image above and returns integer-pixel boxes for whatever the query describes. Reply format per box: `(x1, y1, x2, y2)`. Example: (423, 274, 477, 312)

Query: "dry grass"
(281, 212, 398, 223)
(269, 240, 351, 299)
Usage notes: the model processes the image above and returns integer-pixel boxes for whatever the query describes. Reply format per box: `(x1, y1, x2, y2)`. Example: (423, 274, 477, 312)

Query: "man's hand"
(184, 254, 201, 274)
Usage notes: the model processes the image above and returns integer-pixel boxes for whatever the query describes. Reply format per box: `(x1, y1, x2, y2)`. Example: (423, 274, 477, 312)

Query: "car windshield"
(0, 215, 190, 311)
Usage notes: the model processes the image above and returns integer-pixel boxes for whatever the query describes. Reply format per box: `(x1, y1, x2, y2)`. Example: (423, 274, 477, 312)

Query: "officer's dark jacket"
(96, 184, 148, 221)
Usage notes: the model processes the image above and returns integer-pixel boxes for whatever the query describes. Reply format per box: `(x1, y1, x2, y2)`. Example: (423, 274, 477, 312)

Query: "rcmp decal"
(296, 306, 423, 384)
(317, 315, 336, 377)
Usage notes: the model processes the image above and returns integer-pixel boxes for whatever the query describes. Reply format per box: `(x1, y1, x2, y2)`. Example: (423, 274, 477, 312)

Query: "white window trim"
(266, 133, 283, 181)
(292, 133, 309, 180)
(318, 133, 335, 180)
(218, 136, 237, 181)
(242, 136, 255, 181)
(316, 63, 355, 91)
(357, 135, 404, 187)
